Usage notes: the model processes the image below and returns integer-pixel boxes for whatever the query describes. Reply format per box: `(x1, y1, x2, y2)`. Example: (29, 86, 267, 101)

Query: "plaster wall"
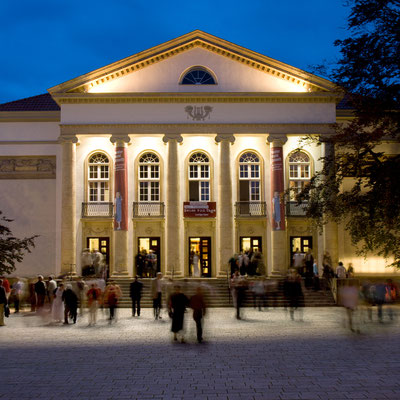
(0, 122, 59, 141)
(87, 48, 310, 94)
(0, 179, 56, 277)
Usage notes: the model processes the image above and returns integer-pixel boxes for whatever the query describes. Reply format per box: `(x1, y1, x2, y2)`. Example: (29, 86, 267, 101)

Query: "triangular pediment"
(48, 30, 337, 98)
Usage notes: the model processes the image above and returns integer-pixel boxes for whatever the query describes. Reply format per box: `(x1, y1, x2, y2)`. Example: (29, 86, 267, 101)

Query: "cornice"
(52, 92, 341, 105)
(59, 123, 335, 135)
(0, 111, 60, 122)
(48, 31, 337, 95)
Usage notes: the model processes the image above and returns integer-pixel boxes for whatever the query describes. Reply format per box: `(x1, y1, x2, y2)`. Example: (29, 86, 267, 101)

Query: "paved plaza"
(1, 306, 400, 400)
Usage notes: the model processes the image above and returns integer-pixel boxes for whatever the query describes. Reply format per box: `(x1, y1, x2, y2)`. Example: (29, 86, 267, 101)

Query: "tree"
(0, 211, 38, 275)
(296, 0, 400, 267)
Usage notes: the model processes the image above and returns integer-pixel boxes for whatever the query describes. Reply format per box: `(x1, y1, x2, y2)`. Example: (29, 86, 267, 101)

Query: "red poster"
(114, 146, 128, 231)
(183, 202, 216, 218)
(271, 147, 285, 231)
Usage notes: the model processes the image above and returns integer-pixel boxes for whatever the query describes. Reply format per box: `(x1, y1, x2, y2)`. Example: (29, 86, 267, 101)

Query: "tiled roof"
(0, 93, 60, 111)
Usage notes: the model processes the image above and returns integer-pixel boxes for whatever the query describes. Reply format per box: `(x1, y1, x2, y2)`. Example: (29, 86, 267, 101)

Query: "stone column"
(163, 134, 183, 277)
(59, 135, 78, 276)
(322, 140, 339, 266)
(267, 134, 288, 276)
(110, 134, 131, 276)
(215, 134, 235, 277)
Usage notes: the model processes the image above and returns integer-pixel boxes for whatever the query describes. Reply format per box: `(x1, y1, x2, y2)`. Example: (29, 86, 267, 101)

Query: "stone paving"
(1, 305, 400, 400)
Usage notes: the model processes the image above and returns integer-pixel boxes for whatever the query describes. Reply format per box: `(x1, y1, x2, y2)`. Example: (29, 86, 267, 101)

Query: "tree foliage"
(0, 211, 38, 275)
(297, 0, 400, 267)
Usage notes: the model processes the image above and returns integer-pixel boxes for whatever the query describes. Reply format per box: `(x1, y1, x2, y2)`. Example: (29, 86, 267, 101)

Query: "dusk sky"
(0, 0, 350, 104)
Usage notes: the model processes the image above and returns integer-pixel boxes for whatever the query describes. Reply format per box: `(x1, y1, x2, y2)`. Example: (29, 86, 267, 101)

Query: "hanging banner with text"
(114, 146, 128, 231)
(271, 146, 285, 231)
(183, 202, 216, 218)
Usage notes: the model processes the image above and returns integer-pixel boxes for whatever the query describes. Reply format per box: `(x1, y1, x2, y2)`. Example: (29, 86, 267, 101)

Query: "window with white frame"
(239, 152, 261, 201)
(88, 153, 110, 202)
(188, 152, 210, 201)
(138, 153, 160, 202)
(288, 151, 311, 199)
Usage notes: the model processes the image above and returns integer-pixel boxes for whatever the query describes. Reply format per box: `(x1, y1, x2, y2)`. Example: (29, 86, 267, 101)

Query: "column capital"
(267, 134, 287, 146)
(215, 133, 235, 144)
(162, 133, 183, 144)
(110, 134, 131, 145)
(58, 134, 79, 144)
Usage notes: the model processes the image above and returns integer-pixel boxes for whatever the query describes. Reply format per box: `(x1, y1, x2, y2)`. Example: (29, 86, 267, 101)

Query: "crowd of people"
(229, 249, 264, 277)
(0, 265, 398, 337)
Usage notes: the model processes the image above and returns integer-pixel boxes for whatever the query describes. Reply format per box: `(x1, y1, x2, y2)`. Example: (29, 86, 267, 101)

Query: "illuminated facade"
(0, 31, 398, 278)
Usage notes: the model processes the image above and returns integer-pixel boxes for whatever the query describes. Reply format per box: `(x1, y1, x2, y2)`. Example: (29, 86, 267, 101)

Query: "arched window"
(188, 152, 210, 201)
(239, 152, 261, 201)
(138, 152, 160, 202)
(181, 67, 216, 85)
(288, 151, 311, 199)
(88, 153, 110, 202)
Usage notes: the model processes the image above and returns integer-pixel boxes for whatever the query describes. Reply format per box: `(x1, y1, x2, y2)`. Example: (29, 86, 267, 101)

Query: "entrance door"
(290, 236, 313, 265)
(240, 237, 262, 253)
(87, 237, 110, 278)
(189, 237, 211, 277)
(137, 237, 161, 277)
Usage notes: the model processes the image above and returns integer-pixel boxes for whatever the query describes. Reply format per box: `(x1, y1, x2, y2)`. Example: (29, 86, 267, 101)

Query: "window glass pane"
(89, 182, 97, 202)
(150, 165, 159, 179)
(150, 182, 159, 201)
(139, 182, 148, 201)
(250, 181, 260, 201)
(289, 165, 298, 178)
(139, 165, 147, 179)
(239, 165, 248, 178)
(89, 166, 97, 179)
(200, 165, 209, 179)
(251, 164, 259, 178)
(100, 165, 109, 179)
(200, 182, 210, 201)
(189, 165, 198, 179)
(301, 165, 309, 178)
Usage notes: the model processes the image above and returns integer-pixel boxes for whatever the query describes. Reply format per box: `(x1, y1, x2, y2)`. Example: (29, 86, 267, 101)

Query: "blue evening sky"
(0, 0, 350, 104)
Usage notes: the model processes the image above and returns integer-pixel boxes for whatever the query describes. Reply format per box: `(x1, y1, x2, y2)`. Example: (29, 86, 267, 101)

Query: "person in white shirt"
(336, 262, 347, 279)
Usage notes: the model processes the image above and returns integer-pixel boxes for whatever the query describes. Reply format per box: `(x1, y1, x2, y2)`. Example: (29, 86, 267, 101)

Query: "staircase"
(111, 277, 336, 308)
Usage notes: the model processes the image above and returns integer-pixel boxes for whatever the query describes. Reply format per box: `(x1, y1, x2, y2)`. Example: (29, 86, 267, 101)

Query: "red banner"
(114, 146, 128, 231)
(183, 202, 216, 218)
(271, 146, 285, 231)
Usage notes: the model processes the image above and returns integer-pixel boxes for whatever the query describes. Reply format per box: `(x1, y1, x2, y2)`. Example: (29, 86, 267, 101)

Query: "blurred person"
(130, 275, 143, 317)
(0, 276, 11, 300)
(385, 279, 398, 321)
(0, 279, 7, 326)
(266, 278, 279, 309)
(360, 281, 375, 321)
(63, 284, 78, 324)
(52, 283, 65, 323)
(192, 251, 200, 277)
(286, 269, 304, 321)
(234, 274, 248, 320)
(190, 286, 207, 343)
(81, 248, 93, 277)
(292, 248, 304, 275)
(313, 260, 320, 291)
(76, 279, 87, 316)
(230, 270, 240, 308)
(46, 276, 57, 306)
(339, 281, 359, 333)
(229, 254, 239, 276)
(147, 250, 157, 278)
(336, 262, 347, 279)
(304, 249, 314, 288)
(29, 279, 36, 312)
(34, 275, 47, 311)
(252, 279, 266, 311)
(168, 285, 189, 343)
(12, 277, 24, 313)
(347, 263, 355, 278)
(374, 282, 387, 323)
(152, 272, 163, 320)
(104, 281, 122, 323)
(87, 283, 101, 326)
(322, 252, 334, 290)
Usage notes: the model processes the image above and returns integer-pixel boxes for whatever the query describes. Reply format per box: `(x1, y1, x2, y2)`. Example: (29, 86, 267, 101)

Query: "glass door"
(189, 237, 211, 277)
(137, 237, 160, 277)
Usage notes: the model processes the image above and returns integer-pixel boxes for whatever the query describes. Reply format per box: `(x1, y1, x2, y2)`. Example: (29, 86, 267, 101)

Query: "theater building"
(0, 31, 398, 278)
